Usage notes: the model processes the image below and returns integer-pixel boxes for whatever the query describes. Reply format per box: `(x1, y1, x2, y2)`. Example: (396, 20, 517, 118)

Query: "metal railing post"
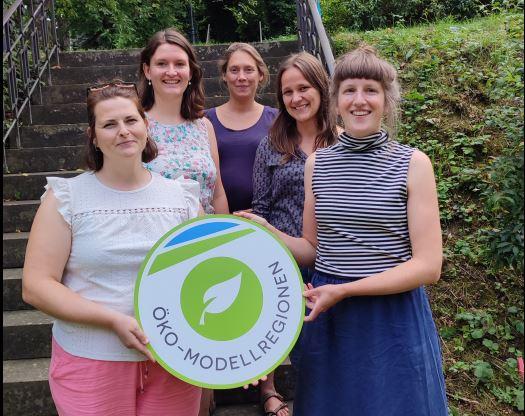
(3, 0, 61, 171)
(295, 0, 335, 76)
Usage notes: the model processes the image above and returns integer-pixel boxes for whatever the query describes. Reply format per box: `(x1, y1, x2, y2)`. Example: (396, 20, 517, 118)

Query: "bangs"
(334, 51, 396, 84)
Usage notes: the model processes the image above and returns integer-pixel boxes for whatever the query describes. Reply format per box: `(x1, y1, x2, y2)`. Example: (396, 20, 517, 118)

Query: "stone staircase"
(3, 40, 298, 416)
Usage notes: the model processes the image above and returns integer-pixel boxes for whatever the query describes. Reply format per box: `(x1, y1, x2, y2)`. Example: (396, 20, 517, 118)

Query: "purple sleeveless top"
(205, 106, 278, 213)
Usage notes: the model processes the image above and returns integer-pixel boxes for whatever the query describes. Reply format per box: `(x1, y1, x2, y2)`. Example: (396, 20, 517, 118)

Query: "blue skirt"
(289, 266, 316, 367)
(293, 271, 448, 416)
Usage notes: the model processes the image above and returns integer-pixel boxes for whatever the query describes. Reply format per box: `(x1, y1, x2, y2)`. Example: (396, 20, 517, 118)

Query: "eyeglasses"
(86, 82, 138, 98)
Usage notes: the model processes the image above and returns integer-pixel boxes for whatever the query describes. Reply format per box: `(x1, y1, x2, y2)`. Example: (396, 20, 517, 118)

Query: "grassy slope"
(331, 13, 524, 416)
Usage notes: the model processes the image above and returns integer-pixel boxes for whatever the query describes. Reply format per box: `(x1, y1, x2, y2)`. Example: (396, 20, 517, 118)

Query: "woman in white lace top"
(22, 82, 203, 415)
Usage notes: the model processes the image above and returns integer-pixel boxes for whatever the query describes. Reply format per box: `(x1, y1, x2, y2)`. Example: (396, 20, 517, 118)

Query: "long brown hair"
(269, 52, 337, 162)
(138, 28, 204, 120)
(85, 81, 157, 171)
(331, 44, 401, 137)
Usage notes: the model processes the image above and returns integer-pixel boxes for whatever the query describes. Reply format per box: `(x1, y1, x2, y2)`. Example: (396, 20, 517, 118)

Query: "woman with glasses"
(139, 28, 228, 215)
(23, 81, 203, 415)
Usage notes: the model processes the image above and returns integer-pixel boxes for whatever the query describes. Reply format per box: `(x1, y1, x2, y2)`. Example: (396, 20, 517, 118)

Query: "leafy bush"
(199, 0, 296, 42)
(320, 0, 524, 32)
(54, 0, 296, 48)
(55, 0, 189, 49)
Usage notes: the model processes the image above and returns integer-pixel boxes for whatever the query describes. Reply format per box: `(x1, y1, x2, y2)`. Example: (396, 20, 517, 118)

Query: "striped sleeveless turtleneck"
(312, 130, 415, 280)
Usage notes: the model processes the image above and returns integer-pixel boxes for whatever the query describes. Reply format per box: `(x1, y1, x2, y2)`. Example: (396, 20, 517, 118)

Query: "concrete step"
(50, 57, 282, 85)
(216, 401, 294, 415)
(3, 358, 295, 415)
(16, 124, 87, 148)
(3, 232, 29, 269)
(3, 200, 39, 233)
(3, 171, 82, 201)
(3, 310, 53, 360)
(3, 358, 56, 416)
(5, 146, 84, 174)
(3, 269, 32, 311)
(23, 94, 277, 125)
(58, 41, 298, 67)
(40, 77, 278, 105)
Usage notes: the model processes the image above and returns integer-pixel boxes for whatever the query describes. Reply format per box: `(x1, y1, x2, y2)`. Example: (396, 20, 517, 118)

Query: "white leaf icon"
(199, 273, 242, 325)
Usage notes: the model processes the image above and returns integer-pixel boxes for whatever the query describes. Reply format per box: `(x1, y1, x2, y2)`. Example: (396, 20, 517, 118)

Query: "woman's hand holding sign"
(233, 211, 316, 268)
(303, 283, 345, 322)
(243, 375, 268, 389)
(111, 312, 155, 362)
(234, 210, 271, 229)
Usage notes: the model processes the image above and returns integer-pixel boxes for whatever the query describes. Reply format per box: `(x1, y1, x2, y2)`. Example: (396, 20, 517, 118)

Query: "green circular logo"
(180, 257, 263, 341)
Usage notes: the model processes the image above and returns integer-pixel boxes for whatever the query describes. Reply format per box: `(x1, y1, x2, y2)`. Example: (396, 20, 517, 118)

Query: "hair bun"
(357, 43, 379, 56)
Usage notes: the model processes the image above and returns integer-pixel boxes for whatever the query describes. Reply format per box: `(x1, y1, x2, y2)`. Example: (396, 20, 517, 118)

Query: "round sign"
(134, 215, 304, 389)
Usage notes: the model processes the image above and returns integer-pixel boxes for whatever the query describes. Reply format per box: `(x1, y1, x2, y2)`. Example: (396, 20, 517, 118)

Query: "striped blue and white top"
(312, 130, 415, 280)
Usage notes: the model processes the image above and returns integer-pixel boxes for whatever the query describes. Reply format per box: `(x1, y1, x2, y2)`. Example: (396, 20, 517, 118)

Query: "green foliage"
(55, 0, 189, 49)
(332, 13, 524, 414)
(53, 0, 296, 48)
(320, 0, 524, 32)
(224, 0, 265, 39)
(201, 0, 296, 42)
(446, 307, 524, 410)
(481, 108, 524, 270)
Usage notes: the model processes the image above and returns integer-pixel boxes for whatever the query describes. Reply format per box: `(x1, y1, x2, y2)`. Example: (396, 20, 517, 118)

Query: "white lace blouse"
(42, 171, 200, 361)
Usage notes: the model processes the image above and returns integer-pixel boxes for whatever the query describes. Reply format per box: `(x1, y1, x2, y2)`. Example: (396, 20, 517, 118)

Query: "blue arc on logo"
(165, 222, 239, 247)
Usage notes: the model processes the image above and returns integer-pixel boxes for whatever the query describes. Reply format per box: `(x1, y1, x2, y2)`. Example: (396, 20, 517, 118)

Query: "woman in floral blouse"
(139, 28, 228, 214)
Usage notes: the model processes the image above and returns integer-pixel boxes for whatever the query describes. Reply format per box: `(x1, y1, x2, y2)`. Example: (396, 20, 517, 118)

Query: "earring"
(188, 80, 192, 85)
(148, 79, 152, 86)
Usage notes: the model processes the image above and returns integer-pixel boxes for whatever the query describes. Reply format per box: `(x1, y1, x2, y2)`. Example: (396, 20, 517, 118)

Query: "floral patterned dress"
(145, 114, 216, 214)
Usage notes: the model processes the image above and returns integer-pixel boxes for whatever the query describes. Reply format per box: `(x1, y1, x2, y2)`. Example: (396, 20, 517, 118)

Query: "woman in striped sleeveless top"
(237, 45, 448, 415)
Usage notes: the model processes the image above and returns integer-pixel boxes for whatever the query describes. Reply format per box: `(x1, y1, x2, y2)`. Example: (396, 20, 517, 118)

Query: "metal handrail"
(3, 0, 60, 171)
(295, 0, 335, 75)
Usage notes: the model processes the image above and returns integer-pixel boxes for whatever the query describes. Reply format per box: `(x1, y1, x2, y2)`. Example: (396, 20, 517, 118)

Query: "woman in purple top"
(205, 43, 278, 213)
(204, 43, 285, 416)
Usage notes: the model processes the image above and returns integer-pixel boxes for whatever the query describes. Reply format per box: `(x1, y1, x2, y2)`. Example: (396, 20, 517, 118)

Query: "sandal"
(260, 391, 288, 416)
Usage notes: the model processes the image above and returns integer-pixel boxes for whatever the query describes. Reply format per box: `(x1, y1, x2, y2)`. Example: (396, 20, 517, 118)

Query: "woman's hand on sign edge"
(111, 312, 156, 362)
(233, 211, 270, 228)
(242, 374, 268, 389)
(303, 283, 344, 322)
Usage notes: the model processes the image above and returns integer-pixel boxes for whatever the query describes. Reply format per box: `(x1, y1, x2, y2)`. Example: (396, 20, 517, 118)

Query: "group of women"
(22, 27, 448, 416)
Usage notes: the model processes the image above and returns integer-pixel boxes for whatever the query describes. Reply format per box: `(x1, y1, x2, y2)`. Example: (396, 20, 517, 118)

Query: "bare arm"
(22, 190, 154, 360)
(235, 154, 317, 267)
(204, 118, 230, 214)
(304, 150, 443, 321)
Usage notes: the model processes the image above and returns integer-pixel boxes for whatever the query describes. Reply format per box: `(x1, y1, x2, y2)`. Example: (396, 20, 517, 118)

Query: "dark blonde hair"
(270, 52, 337, 162)
(331, 44, 401, 136)
(219, 42, 270, 90)
(85, 81, 157, 171)
(138, 28, 204, 120)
